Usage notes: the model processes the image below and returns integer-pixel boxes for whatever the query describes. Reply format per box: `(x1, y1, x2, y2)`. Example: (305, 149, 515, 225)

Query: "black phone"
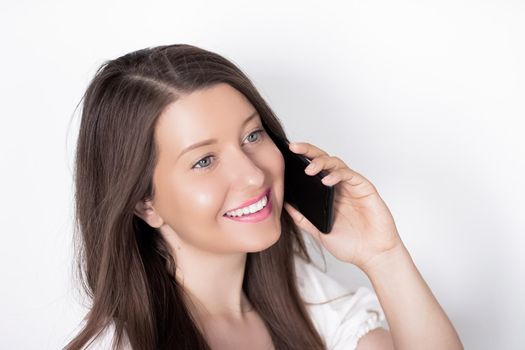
(268, 132, 335, 234)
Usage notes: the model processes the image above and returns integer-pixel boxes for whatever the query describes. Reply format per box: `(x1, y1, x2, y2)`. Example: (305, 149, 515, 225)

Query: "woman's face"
(149, 83, 285, 254)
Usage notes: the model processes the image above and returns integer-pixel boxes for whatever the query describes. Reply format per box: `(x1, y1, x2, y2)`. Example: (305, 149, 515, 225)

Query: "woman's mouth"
(223, 188, 272, 223)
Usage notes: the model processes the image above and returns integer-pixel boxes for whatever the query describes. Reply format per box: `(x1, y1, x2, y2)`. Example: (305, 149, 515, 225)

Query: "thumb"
(283, 202, 322, 244)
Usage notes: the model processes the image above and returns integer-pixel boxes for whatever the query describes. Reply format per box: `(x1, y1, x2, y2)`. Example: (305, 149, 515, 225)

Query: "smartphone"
(268, 132, 335, 234)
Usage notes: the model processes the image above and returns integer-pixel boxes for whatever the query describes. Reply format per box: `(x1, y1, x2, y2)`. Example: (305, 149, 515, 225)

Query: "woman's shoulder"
(293, 254, 388, 349)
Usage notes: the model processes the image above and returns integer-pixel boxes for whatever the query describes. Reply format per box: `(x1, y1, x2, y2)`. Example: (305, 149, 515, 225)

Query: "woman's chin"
(241, 227, 282, 253)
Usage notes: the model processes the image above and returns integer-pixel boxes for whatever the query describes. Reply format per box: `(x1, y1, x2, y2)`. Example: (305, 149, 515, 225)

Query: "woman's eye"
(192, 155, 214, 170)
(191, 129, 265, 171)
(244, 129, 265, 144)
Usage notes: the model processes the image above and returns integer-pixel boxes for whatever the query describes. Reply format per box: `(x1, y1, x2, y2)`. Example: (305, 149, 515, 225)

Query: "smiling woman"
(63, 44, 389, 350)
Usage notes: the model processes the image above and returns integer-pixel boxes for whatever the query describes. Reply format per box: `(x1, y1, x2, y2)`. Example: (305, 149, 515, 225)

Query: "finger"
(321, 168, 377, 194)
(321, 168, 364, 186)
(304, 155, 346, 175)
(288, 142, 328, 160)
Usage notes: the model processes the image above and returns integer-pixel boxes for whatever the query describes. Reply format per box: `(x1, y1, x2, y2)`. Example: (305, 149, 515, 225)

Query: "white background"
(0, 0, 523, 349)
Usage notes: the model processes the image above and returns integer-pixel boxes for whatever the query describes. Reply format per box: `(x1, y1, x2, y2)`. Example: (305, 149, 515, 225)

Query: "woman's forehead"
(154, 83, 260, 157)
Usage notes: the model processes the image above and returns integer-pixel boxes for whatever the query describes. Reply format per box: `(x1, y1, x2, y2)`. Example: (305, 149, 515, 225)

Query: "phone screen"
(267, 132, 335, 234)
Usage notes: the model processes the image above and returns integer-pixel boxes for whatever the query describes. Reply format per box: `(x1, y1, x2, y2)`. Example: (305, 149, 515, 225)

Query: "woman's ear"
(134, 199, 164, 228)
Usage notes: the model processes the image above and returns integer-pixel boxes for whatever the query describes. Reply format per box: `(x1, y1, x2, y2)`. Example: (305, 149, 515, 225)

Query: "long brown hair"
(65, 44, 327, 350)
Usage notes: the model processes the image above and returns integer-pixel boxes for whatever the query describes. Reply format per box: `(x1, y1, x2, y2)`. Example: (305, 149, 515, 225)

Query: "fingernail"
(305, 163, 315, 172)
(322, 174, 334, 183)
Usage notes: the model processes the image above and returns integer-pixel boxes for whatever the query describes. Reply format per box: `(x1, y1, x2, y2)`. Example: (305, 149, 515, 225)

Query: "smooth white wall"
(0, 1, 523, 349)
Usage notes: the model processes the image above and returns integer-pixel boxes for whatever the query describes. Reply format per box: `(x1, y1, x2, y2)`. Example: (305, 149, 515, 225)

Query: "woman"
(64, 44, 463, 349)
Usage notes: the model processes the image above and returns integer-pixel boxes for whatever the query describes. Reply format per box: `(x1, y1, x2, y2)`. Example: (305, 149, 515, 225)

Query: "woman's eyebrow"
(176, 110, 259, 160)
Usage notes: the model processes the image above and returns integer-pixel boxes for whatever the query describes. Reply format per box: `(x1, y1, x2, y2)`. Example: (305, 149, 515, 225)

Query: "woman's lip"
(224, 187, 271, 214)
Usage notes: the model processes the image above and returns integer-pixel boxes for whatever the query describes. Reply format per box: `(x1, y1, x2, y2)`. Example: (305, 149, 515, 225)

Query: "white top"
(68, 256, 387, 349)
(294, 256, 387, 349)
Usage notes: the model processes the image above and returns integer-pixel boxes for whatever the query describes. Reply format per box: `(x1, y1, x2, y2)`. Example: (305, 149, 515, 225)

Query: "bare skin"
(134, 83, 283, 348)
(182, 283, 275, 349)
(198, 303, 275, 350)
(134, 82, 462, 349)
(284, 143, 463, 349)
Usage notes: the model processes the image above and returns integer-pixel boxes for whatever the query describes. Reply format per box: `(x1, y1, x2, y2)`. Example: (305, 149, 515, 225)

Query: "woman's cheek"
(269, 142, 285, 176)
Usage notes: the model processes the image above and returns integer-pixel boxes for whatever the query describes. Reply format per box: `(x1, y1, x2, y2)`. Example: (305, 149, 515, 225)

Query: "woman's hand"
(283, 141, 404, 271)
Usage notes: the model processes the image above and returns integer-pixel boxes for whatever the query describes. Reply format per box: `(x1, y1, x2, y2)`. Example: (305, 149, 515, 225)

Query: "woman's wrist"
(359, 240, 411, 278)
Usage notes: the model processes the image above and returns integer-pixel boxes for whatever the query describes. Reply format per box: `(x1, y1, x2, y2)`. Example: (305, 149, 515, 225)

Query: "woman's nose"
(227, 149, 265, 189)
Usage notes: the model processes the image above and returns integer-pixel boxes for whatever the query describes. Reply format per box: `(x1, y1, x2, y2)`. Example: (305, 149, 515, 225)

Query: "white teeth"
(226, 195, 268, 217)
